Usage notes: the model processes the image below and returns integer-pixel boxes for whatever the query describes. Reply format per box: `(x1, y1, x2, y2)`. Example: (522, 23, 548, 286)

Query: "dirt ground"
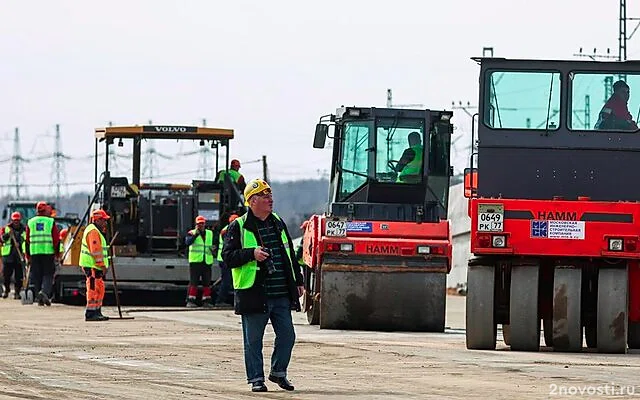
(0, 295, 639, 399)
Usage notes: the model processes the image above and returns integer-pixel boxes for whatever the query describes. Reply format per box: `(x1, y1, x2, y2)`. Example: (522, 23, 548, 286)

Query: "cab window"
(375, 117, 424, 184)
(484, 71, 561, 130)
(338, 121, 370, 200)
(570, 72, 639, 132)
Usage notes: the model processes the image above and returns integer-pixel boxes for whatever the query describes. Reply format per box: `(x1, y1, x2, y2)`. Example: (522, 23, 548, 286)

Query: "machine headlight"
(608, 238, 623, 251)
(417, 245, 431, 254)
(340, 243, 353, 252)
(492, 235, 506, 248)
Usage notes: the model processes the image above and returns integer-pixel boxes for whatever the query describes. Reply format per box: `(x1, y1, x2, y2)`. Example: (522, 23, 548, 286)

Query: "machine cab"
(466, 57, 640, 202)
(314, 106, 453, 223)
(92, 125, 245, 255)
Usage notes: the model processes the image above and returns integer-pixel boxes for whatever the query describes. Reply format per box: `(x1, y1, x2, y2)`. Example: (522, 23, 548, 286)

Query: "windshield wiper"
(543, 73, 556, 135)
(491, 75, 503, 128)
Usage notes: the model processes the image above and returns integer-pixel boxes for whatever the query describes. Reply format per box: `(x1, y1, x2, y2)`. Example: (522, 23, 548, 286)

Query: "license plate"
(110, 186, 128, 198)
(478, 204, 504, 232)
(325, 219, 347, 237)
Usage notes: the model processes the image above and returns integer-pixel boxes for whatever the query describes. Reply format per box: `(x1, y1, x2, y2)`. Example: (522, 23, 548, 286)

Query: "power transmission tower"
(50, 124, 69, 207)
(619, 0, 640, 79)
(198, 118, 212, 179)
(9, 127, 27, 199)
(108, 121, 119, 175)
(386, 89, 424, 109)
(142, 120, 157, 182)
(142, 120, 172, 182)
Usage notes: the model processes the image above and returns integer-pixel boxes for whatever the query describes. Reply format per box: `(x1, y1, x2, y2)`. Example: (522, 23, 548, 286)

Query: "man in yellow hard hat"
(222, 178, 304, 392)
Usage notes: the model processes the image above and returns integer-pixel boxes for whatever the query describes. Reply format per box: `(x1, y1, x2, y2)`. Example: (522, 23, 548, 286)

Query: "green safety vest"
(217, 169, 242, 183)
(1, 226, 26, 257)
(217, 224, 228, 262)
(398, 144, 423, 180)
(27, 216, 55, 255)
(188, 229, 214, 265)
(232, 213, 294, 290)
(79, 224, 110, 270)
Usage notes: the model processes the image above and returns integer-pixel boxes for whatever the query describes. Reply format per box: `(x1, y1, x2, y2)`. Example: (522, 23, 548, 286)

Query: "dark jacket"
(1, 223, 26, 263)
(222, 208, 303, 315)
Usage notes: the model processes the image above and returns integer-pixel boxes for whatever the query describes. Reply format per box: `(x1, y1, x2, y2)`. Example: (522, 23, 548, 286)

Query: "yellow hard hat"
(244, 178, 271, 206)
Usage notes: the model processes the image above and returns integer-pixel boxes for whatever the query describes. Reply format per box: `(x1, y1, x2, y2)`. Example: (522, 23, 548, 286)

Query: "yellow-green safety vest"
(188, 229, 214, 265)
(27, 216, 55, 255)
(1, 226, 26, 257)
(217, 169, 242, 184)
(216, 224, 228, 262)
(398, 144, 423, 180)
(79, 224, 110, 270)
(231, 213, 295, 290)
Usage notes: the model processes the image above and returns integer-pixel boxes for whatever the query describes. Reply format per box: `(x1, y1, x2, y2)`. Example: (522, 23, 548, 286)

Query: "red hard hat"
(195, 215, 206, 224)
(36, 201, 48, 212)
(91, 209, 110, 221)
(10, 212, 21, 221)
(231, 159, 241, 168)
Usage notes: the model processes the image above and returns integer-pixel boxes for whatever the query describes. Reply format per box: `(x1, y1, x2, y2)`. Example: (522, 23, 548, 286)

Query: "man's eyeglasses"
(255, 188, 272, 197)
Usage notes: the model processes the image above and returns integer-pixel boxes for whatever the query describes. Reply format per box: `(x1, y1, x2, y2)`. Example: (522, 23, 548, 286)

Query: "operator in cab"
(595, 80, 638, 131)
(393, 131, 423, 183)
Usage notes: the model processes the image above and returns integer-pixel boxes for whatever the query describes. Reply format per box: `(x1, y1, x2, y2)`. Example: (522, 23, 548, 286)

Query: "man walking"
(222, 178, 304, 392)
(25, 201, 60, 306)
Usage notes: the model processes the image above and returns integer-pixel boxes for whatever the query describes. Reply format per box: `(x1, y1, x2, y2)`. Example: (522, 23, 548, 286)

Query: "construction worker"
(216, 159, 246, 191)
(215, 213, 238, 306)
(59, 228, 68, 255)
(25, 201, 60, 306)
(1, 212, 26, 299)
(393, 131, 423, 183)
(296, 221, 309, 268)
(80, 209, 111, 321)
(184, 215, 215, 308)
(222, 178, 304, 392)
(595, 80, 638, 130)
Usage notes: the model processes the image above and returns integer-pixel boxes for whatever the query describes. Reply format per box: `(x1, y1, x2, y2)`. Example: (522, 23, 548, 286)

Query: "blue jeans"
(241, 297, 296, 384)
(217, 262, 233, 305)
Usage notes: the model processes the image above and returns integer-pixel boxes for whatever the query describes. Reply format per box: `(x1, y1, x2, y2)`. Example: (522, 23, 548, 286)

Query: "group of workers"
(2, 158, 305, 392)
(0, 201, 65, 306)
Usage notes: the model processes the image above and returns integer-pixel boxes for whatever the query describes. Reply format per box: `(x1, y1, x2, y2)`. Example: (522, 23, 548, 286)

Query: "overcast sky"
(0, 0, 636, 196)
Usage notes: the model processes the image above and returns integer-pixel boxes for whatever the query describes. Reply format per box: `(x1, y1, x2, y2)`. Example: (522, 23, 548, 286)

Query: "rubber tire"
(466, 265, 496, 350)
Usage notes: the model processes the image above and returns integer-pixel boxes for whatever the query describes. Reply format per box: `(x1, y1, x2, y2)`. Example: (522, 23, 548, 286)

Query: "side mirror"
(463, 167, 478, 198)
(313, 124, 328, 149)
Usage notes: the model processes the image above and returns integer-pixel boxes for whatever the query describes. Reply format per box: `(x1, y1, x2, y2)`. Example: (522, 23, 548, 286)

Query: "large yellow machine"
(54, 124, 245, 304)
